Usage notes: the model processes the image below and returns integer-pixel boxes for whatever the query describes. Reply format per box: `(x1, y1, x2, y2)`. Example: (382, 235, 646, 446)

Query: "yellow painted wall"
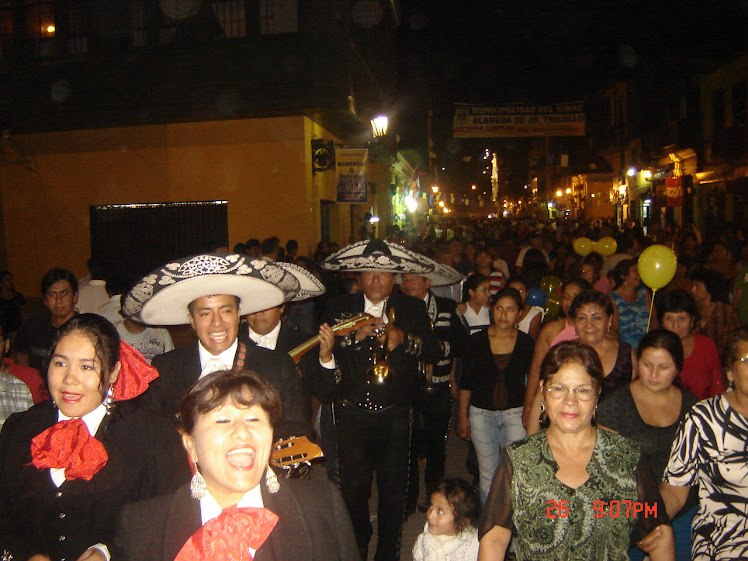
(0, 116, 347, 294)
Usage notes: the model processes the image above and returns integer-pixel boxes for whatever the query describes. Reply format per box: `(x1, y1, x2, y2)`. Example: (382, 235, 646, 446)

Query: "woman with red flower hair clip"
(0, 313, 190, 561)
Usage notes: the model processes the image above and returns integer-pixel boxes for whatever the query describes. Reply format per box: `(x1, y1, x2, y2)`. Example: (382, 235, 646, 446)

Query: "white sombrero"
(276, 262, 326, 301)
(320, 239, 435, 274)
(122, 253, 300, 325)
(398, 262, 465, 287)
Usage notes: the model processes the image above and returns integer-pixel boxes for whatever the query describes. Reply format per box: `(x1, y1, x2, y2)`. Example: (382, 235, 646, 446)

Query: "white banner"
(454, 102, 585, 138)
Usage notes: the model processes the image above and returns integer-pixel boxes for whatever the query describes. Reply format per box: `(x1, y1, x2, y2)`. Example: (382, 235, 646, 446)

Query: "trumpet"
(367, 307, 396, 385)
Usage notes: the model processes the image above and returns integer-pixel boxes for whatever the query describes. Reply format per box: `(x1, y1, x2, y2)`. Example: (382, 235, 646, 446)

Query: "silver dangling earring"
(191, 464, 207, 500)
(103, 385, 115, 412)
(540, 401, 545, 414)
(265, 465, 280, 494)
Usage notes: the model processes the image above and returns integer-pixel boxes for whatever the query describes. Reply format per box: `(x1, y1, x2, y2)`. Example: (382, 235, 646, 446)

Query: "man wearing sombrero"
(320, 239, 442, 561)
(399, 262, 467, 514)
(122, 253, 313, 439)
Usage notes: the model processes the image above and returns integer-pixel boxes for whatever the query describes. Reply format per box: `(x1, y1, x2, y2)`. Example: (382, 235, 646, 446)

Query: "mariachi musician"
(399, 263, 466, 513)
(319, 240, 442, 561)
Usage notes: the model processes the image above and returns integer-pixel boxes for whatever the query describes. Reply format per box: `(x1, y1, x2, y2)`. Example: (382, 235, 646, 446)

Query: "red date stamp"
(546, 500, 658, 518)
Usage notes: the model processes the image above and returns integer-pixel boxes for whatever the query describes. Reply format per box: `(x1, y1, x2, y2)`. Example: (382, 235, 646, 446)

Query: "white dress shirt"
(198, 339, 239, 378)
(249, 323, 282, 350)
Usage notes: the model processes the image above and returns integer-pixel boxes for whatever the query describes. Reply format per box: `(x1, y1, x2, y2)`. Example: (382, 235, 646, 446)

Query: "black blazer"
(274, 324, 340, 403)
(144, 335, 311, 438)
(113, 478, 361, 561)
(461, 329, 535, 410)
(431, 294, 467, 380)
(0, 401, 191, 561)
(321, 292, 442, 406)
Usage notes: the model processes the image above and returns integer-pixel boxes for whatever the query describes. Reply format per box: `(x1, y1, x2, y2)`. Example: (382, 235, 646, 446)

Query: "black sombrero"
(122, 253, 300, 325)
(320, 239, 434, 274)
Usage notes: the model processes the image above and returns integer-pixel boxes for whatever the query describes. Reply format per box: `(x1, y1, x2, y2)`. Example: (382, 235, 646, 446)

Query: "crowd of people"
(0, 215, 747, 561)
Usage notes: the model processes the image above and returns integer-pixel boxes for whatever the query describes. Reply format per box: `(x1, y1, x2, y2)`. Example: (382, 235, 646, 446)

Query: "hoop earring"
(540, 401, 545, 414)
(191, 464, 207, 500)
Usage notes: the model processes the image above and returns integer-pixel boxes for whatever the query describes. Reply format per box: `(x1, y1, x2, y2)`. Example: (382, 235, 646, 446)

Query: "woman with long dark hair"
(0, 314, 189, 561)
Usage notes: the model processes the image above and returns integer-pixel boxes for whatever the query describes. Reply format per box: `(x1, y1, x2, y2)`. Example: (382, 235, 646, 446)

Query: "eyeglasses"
(545, 385, 597, 401)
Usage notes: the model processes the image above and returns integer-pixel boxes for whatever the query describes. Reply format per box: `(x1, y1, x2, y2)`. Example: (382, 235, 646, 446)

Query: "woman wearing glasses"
(478, 342, 675, 561)
(658, 329, 748, 560)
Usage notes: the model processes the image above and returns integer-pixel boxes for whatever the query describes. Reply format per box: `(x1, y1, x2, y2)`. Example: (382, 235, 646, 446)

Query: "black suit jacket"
(321, 292, 441, 406)
(273, 324, 340, 403)
(113, 478, 361, 561)
(144, 336, 311, 439)
(0, 401, 190, 561)
(430, 293, 467, 380)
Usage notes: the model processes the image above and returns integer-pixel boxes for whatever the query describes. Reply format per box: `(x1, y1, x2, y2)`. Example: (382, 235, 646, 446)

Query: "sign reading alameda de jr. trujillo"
(453, 102, 585, 138)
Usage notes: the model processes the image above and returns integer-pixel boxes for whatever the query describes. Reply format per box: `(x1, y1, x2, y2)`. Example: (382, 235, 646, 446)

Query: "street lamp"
(370, 115, 389, 138)
(431, 185, 439, 193)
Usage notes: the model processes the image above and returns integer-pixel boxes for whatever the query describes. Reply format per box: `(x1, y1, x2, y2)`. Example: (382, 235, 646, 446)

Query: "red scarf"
(30, 418, 108, 481)
(175, 505, 278, 561)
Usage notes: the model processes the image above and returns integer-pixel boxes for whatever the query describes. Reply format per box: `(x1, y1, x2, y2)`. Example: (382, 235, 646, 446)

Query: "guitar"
(288, 312, 376, 364)
(270, 436, 325, 469)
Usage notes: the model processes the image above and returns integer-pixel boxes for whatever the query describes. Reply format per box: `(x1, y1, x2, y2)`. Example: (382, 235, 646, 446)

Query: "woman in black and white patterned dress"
(660, 328, 748, 560)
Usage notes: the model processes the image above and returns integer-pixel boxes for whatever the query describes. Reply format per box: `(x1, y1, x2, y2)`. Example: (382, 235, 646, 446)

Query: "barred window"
(211, 0, 245, 39)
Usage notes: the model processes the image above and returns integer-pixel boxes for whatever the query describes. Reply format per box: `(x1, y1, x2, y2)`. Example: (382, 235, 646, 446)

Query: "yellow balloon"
(573, 237, 593, 256)
(594, 237, 617, 257)
(638, 244, 677, 290)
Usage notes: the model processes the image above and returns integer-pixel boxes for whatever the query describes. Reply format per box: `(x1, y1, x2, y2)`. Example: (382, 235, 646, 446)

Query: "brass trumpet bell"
(366, 308, 395, 385)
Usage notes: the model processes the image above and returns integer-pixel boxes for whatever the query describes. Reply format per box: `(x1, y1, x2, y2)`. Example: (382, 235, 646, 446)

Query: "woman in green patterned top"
(477, 341, 675, 561)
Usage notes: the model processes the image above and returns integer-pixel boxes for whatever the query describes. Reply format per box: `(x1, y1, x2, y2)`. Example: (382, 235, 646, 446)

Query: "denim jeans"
(469, 405, 526, 503)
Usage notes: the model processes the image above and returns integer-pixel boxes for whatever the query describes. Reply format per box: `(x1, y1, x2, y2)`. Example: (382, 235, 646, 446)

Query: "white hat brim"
(277, 262, 326, 301)
(123, 254, 300, 325)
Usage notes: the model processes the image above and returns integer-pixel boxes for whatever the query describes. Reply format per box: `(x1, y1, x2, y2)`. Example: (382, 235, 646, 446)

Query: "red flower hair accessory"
(175, 506, 278, 561)
(113, 341, 159, 401)
(30, 418, 108, 481)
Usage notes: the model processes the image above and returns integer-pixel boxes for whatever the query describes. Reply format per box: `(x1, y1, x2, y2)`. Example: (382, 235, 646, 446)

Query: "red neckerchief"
(175, 505, 278, 561)
(30, 418, 108, 481)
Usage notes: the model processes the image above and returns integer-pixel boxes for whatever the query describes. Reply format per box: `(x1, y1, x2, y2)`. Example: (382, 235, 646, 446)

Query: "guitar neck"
(289, 336, 320, 364)
(287, 312, 375, 364)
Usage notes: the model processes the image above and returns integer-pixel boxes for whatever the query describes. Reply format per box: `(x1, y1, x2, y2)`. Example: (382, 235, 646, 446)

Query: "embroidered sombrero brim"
(276, 262, 326, 301)
(398, 263, 465, 287)
(320, 239, 435, 274)
(122, 254, 300, 325)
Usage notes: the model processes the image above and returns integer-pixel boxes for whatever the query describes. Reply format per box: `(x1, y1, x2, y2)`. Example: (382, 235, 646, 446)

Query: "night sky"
(390, 0, 748, 197)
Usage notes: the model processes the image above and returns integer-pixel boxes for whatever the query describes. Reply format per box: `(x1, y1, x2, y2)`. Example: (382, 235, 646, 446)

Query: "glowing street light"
(431, 185, 439, 193)
(405, 195, 418, 213)
(642, 169, 652, 179)
(565, 188, 572, 195)
(370, 115, 388, 138)
(556, 190, 563, 197)
(438, 201, 445, 207)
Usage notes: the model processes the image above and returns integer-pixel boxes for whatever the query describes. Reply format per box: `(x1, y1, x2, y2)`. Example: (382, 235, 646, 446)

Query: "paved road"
(369, 428, 473, 561)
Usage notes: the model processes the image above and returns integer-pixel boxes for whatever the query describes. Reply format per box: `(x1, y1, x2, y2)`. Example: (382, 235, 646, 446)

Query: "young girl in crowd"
(413, 478, 481, 561)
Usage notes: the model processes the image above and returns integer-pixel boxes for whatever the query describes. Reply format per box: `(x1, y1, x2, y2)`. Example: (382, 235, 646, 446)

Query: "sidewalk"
(369, 428, 473, 560)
